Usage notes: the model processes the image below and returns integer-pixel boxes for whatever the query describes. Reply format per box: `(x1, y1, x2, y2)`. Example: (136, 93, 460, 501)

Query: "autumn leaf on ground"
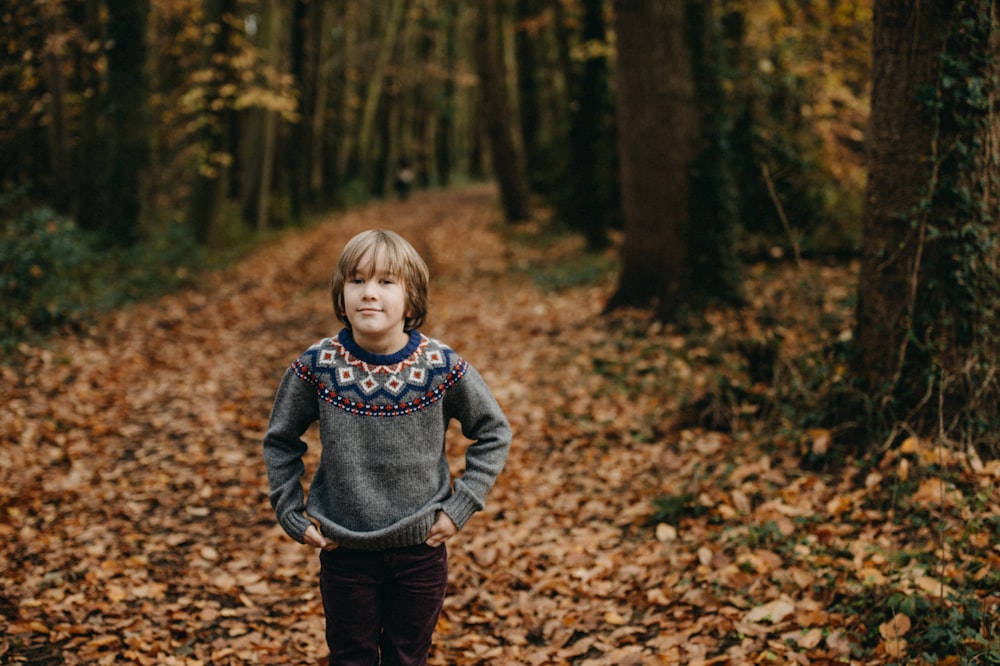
(2, 186, 998, 665)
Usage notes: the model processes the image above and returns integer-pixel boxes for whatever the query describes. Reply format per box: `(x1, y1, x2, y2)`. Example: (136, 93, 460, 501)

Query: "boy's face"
(342, 248, 411, 353)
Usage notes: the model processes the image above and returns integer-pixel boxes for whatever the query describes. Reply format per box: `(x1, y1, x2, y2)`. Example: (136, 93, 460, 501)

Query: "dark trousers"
(319, 543, 448, 666)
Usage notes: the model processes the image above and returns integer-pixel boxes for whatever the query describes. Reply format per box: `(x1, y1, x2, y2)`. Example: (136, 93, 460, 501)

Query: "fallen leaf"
(745, 598, 796, 624)
(879, 613, 911, 641)
(655, 523, 677, 542)
(604, 611, 627, 625)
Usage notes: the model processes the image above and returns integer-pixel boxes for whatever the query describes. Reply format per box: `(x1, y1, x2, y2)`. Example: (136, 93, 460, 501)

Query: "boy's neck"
(351, 329, 411, 356)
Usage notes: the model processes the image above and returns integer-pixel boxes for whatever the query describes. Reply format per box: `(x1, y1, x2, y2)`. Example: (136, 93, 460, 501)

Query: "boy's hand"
(425, 511, 457, 547)
(304, 524, 337, 551)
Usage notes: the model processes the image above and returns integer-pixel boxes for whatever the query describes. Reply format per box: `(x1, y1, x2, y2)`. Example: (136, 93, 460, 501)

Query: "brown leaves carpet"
(2, 185, 998, 665)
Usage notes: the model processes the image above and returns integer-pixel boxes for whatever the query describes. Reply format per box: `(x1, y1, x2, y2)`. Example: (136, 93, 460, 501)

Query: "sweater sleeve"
(441, 364, 512, 529)
(262, 364, 320, 543)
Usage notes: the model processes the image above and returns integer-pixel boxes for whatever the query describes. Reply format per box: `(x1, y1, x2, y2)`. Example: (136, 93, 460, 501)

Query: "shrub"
(0, 206, 97, 347)
(1, 198, 206, 354)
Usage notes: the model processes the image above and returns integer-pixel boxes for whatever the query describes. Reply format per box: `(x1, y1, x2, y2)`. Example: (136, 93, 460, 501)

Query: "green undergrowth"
(0, 186, 323, 357)
(1, 206, 203, 355)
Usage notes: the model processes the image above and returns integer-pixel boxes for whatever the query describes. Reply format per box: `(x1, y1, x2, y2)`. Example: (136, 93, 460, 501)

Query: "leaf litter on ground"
(1, 184, 998, 665)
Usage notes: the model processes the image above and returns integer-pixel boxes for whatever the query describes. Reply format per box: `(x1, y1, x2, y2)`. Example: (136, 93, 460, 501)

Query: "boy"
(263, 229, 512, 665)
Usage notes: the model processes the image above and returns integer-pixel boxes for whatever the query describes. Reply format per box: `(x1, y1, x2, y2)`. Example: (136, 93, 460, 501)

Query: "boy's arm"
(441, 364, 512, 530)
(262, 365, 320, 543)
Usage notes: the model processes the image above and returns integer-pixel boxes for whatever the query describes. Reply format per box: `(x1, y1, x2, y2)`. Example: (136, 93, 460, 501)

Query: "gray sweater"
(263, 329, 512, 551)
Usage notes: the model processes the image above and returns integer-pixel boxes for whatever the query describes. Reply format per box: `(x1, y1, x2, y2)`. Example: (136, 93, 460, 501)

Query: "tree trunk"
(684, 0, 742, 305)
(410, 0, 447, 190)
(240, 0, 289, 231)
(187, 0, 235, 244)
(72, 0, 104, 235)
(609, 0, 692, 317)
(255, 0, 281, 231)
(514, 0, 544, 192)
(475, 0, 531, 222)
(853, 0, 1000, 450)
(388, 5, 418, 196)
(309, 1, 333, 204)
(288, 0, 317, 221)
(334, 3, 361, 194)
(317, 0, 348, 207)
(435, 0, 461, 187)
(42, 8, 72, 214)
(563, 0, 615, 250)
(607, 0, 740, 320)
(103, 0, 150, 247)
(357, 0, 409, 193)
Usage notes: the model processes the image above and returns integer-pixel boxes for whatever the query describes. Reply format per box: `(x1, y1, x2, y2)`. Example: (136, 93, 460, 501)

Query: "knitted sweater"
(263, 329, 512, 551)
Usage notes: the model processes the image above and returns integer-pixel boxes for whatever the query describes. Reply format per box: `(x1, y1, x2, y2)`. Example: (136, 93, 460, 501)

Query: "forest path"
(1, 184, 660, 665)
(3, 185, 941, 665)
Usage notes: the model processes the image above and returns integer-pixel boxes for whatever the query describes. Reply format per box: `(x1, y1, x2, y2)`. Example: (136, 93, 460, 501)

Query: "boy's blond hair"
(330, 229, 429, 332)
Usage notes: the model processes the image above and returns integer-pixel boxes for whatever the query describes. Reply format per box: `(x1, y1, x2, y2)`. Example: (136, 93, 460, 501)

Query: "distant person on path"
(263, 229, 512, 665)
(394, 158, 415, 200)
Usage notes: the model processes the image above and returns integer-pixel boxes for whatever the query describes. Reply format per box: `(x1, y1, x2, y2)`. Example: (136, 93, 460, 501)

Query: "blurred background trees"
(2, 0, 870, 344)
(7, 0, 996, 453)
(1, 0, 869, 252)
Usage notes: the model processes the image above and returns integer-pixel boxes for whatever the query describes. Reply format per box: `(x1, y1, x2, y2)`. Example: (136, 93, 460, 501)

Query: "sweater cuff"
(441, 491, 482, 531)
(283, 513, 313, 543)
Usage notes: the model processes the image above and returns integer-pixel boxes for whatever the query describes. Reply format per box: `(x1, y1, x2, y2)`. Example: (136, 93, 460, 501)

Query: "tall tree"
(243, 0, 284, 231)
(186, 0, 237, 244)
(435, 0, 461, 187)
(102, 0, 150, 247)
(357, 0, 408, 192)
(514, 0, 547, 193)
(41, 5, 72, 213)
(288, 0, 320, 219)
(607, 0, 741, 320)
(475, 0, 531, 222)
(562, 0, 617, 250)
(308, 0, 337, 206)
(73, 0, 105, 235)
(853, 0, 1000, 451)
(332, 0, 368, 192)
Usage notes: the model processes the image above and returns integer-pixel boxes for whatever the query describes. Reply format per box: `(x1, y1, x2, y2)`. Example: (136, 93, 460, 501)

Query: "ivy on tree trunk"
(853, 0, 1000, 452)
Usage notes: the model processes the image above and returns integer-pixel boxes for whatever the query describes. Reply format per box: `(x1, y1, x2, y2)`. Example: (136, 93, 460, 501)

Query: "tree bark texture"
(475, 0, 531, 222)
(254, 0, 282, 231)
(103, 0, 150, 247)
(856, 0, 951, 394)
(288, 0, 317, 220)
(357, 0, 408, 191)
(188, 0, 235, 244)
(564, 0, 616, 250)
(515, 0, 545, 192)
(608, 0, 699, 318)
(72, 0, 105, 235)
(855, 0, 1000, 447)
(42, 8, 72, 214)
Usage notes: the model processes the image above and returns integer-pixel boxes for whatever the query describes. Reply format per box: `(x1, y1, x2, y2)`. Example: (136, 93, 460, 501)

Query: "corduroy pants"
(319, 543, 448, 666)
